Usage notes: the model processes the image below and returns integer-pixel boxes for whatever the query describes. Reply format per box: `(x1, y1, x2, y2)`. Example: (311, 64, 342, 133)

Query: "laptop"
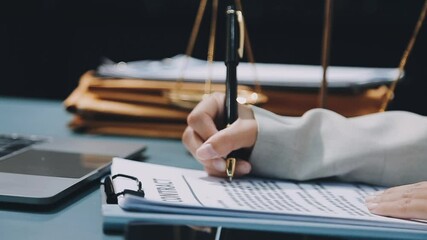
(0, 134, 146, 206)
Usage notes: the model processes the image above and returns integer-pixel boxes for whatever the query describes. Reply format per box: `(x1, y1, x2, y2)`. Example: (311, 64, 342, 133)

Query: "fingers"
(194, 117, 256, 177)
(183, 127, 252, 177)
(182, 92, 257, 178)
(182, 126, 204, 160)
(365, 181, 427, 220)
(367, 198, 427, 220)
(197, 117, 257, 159)
(186, 93, 224, 141)
(183, 93, 225, 159)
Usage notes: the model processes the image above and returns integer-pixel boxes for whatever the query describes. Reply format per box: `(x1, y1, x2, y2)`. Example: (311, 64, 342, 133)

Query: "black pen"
(224, 4, 244, 182)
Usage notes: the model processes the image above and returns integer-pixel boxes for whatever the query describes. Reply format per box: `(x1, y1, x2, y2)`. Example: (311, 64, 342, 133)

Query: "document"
(110, 158, 427, 231)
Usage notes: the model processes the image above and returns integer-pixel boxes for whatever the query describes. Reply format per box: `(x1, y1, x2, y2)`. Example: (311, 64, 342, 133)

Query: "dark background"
(1, 0, 426, 114)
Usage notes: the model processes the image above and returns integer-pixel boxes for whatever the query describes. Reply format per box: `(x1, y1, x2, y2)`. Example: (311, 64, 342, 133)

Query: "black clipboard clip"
(104, 174, 145, 204)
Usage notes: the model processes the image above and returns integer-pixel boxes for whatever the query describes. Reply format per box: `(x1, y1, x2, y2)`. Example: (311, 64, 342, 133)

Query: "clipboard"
(100, 159, 427, 239)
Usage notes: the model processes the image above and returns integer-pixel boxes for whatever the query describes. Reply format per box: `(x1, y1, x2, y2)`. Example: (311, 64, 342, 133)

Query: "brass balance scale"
(168, 0, 427, 113)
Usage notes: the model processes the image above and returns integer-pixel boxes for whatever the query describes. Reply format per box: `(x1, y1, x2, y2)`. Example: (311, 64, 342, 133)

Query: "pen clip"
(236, 10, 245, 59)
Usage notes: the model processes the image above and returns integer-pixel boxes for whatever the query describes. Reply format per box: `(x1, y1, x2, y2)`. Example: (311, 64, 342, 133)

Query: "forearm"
(249, 107, 427, 187)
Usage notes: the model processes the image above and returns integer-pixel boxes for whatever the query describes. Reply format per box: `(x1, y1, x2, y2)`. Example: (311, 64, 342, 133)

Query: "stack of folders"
(64, 55, 399, 139)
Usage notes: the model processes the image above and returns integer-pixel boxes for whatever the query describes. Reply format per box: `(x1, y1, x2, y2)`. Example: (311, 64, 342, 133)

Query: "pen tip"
(228, 176, 233, 182)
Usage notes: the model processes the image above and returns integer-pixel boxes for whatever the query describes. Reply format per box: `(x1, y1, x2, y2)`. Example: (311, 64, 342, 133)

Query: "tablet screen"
(0, 149, 111, 178)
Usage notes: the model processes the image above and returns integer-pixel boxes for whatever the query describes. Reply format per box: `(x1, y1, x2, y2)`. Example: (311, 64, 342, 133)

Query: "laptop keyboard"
(0, 135, 46, 158)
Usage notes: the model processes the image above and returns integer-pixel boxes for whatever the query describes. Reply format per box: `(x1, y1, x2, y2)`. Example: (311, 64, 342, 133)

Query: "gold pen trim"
(226, 157, 236, 182)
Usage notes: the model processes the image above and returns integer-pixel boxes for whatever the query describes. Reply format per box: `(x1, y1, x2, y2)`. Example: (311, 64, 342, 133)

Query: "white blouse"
(249, 107, 427, 187)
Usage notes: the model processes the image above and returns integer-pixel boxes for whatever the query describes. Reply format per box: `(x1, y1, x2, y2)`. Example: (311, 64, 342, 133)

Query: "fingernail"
(213, 159, 226, 172)
(237, 161, 251, 174)
(197, 143, 220, 160)
(366, 202, 378, 210)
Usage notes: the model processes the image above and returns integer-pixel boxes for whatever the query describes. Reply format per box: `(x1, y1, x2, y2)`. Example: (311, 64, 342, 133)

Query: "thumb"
(196, 118, 257, 160)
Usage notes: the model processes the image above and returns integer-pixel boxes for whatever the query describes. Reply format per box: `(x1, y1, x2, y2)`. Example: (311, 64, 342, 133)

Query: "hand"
(182, 92, 257, 178)
(365, 181, 427, 220)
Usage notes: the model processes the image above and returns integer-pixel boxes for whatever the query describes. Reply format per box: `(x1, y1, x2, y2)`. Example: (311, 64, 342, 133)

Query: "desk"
(0, 96, 201, 240)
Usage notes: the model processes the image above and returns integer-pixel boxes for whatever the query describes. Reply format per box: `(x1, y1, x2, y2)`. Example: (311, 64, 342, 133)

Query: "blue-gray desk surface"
(0, 96, 200, 240)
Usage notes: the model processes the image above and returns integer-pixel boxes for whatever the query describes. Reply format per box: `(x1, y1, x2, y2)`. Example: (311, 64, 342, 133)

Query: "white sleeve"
(249, 106, 427, 187)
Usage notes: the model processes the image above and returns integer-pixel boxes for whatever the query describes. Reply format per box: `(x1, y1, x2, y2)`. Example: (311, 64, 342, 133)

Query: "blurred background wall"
(1, 0, 426, 114)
